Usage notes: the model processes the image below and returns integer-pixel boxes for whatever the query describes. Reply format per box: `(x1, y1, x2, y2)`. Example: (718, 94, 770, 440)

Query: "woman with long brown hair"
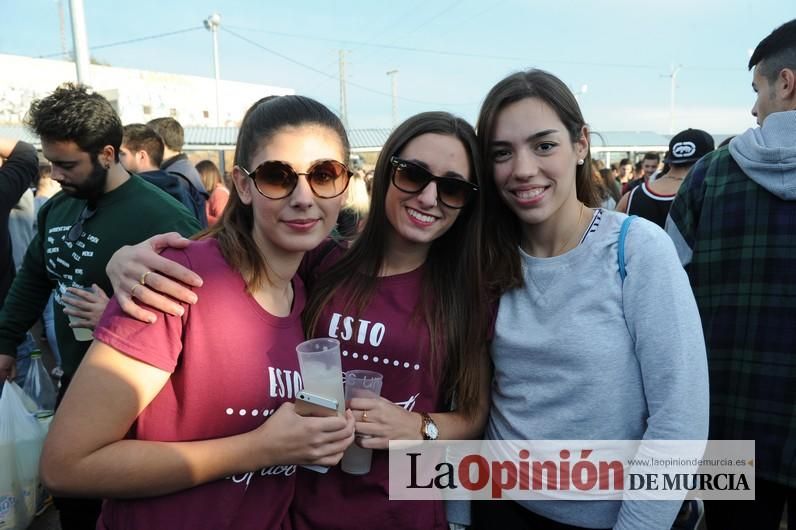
(196, 159, 229, 226)
(40, 95, 356, 530)
(474, 69, 708, 530)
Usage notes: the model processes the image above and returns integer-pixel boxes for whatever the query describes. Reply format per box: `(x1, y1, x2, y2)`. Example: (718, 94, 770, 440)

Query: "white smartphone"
(294, 391, 338, 417)
(294, 391, 339, 474)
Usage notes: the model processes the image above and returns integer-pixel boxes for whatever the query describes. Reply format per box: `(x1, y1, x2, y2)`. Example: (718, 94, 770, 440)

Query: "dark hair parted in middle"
(304, 111, 489, 417)
(200, 95, 350, 291)
(477, 69, 599, 295)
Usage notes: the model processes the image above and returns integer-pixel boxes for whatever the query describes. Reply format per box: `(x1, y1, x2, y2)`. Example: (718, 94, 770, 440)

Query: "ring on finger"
(139, 270, 153, 286)
(131, 284, 141, 298)
(362, 411, 369, 422)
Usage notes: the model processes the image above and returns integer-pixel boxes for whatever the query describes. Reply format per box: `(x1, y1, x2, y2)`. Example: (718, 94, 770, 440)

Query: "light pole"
(204, 13, 222, 127)
(666, 64, 682, 134)
(69, 0, 91, 84)
(386, 70, 398, 128)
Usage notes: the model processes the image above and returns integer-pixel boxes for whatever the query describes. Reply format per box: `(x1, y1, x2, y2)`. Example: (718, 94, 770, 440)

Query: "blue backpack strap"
(618, 215, 637, 283)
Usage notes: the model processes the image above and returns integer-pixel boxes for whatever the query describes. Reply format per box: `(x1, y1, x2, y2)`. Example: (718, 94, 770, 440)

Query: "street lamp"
(204, 13, 222, 127)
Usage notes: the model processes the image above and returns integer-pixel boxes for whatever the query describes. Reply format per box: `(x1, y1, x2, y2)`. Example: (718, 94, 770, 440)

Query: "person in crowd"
(34, 163, 64, 376)
(0, 137, 38, 311)
(120, 123, 198, 217)
(196, 159, 229, 226)
(599, 167, 621, 202)
(0, 83, 201, 529)
(666, 18, 796, 530)
(617, 157, 634, 188)
(100, 111, 492, 530)
(591, 163, 617, 209)
(624, 152, 662, 196)
(473, 69, 708, 530)
(40, 94, 356, 530)
(333, 170, 369, 241)
(1, 139, 38, 388)
(147, 116, 209, 227)
(617, 128, 715, 228)
(641, 151, 661, 181)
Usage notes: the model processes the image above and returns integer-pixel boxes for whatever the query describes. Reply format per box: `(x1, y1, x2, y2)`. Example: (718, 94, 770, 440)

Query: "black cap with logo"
(663, 128, 715, 166)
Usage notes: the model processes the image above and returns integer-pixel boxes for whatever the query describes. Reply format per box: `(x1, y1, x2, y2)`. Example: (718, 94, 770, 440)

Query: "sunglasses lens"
(307, 160, 350, 198)
(394, 163, 432, 193)
(437, 180, 471, 209)
(254, 161, 296, 198)
(393, 159, 474, 209)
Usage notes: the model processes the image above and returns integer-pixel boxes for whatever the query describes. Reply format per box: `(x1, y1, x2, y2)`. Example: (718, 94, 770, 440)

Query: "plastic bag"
(0, 381, 47, 530)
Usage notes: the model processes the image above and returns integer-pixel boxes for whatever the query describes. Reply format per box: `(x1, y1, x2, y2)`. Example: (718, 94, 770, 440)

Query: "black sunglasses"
(240, 159, 352, 200)
(389, 157, 479, 209)
(66, 205, 96, 243)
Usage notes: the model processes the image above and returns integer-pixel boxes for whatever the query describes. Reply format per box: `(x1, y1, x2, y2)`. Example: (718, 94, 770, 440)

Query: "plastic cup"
(341, 370, 384, 475)
(62, 287, 93, 342)
(296, 338, 345, 415)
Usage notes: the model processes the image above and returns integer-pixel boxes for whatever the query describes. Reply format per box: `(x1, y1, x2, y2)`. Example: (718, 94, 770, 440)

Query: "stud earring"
(577, 159, 585, 166)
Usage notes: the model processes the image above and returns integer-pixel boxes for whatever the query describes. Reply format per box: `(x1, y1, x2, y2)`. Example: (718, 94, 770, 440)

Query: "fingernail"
(188, 295, 198, 304)
(147, 316, 156, 324)
(175, 306, 185, 317)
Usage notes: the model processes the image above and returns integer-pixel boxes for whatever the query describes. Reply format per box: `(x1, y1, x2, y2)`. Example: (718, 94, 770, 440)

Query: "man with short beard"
(0, 84, 200, 530)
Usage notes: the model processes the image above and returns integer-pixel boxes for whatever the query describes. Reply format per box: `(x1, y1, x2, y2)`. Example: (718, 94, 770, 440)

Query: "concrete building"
(0, 53, 293, 126)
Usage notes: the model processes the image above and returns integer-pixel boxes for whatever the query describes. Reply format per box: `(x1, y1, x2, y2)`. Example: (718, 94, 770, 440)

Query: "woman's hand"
(106, 233, 202, 323)
(252, 402, 356, 467)
(62, 284, 110, 329)
(348, 397, 422, 450)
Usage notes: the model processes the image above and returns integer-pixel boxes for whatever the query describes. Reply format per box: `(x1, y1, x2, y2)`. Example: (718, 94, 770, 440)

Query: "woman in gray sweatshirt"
(472, 69, 709, 530)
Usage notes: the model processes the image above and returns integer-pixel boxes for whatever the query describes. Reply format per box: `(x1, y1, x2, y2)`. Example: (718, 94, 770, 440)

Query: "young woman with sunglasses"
(103, 111, 491, 529)
(40, 95, 356, 530)
(472, 69, 708, 529)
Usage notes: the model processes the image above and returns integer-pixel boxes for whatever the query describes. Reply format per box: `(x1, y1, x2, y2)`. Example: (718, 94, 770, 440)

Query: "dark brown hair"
(26, 83, 122, 161)
(122, 124, 165, 167)
(476, 69, 599, 295)
(304, 111, 488, 416)
(198, 95, 349, 292)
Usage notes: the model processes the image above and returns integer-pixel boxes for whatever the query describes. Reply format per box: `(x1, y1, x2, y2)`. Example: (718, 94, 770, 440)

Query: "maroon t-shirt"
(291, 246, 447, 530)
(94, 238, 303, 530)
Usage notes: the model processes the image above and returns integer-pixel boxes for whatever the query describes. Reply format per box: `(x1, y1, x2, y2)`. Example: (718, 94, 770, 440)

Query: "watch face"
(426, 421, 439, 440)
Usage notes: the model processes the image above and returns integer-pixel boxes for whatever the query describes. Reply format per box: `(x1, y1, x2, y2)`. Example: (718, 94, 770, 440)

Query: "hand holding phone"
(294, 391, 340, 474)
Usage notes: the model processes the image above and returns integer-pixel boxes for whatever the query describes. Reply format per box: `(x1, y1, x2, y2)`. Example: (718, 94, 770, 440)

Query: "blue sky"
(2, 0, 791, 134)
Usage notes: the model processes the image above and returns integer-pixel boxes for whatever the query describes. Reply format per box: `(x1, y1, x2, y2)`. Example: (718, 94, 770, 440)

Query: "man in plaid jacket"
(666, 19, 796, 530)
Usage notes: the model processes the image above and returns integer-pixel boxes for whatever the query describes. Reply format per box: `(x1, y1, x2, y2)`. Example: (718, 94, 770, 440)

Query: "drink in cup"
(341, 370, 384, 475)
(296, 338, 345, 415)
(62, 285, 94, 342)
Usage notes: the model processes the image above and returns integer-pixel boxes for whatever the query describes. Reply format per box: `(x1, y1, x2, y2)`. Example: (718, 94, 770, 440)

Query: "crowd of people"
(0, 16, 793, 530)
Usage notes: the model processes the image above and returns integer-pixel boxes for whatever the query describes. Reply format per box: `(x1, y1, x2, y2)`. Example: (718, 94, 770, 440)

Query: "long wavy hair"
(304, 112, 489, 416)
(477, 69, 599, 295)
(196, 95, 350, 292)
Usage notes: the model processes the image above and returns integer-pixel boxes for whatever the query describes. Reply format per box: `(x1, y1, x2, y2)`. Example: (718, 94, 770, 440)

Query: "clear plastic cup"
(341, 370, 384, 475)
(296, 338, 345, 415)
(62, 287, 93, 342)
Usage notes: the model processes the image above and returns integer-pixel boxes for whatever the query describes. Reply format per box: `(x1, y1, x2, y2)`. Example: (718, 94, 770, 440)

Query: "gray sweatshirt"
(487, 209, 709, 529)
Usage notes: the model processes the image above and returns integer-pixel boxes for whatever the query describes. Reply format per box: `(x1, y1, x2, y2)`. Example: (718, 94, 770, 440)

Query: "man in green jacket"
(0, 84, 201, 528)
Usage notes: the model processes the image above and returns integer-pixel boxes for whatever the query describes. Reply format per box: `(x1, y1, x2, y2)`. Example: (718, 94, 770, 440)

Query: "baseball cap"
(663, 128, 715, 165)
